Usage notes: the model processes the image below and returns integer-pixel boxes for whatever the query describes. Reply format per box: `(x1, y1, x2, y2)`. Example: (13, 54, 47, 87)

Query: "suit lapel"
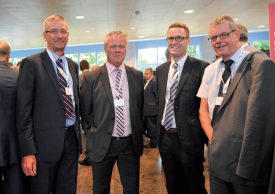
(41, 51, 63, 101)
(216, 54, 251, 114)
(159, 63, 170, 111)
(100, 65, 115, 111)
(175, 56, 192, 98)
(125, 66, 134, 113)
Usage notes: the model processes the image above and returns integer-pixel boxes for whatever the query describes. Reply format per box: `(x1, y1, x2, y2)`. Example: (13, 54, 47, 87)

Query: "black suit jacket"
(144, 77, 158, 116)
(80, 64, 144, 162)
(269, 144, 275, 194)
(0, 62, 19, 166)
(156, 56, 208, 154)
(16, 50, 81, 162)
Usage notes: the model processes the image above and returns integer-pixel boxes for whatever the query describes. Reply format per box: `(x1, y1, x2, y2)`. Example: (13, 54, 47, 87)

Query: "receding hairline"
(167, 22, 190, 37)
(104, 31, 128, 50)
(43, 14, 68, 31)
(0, 40, 11, 56)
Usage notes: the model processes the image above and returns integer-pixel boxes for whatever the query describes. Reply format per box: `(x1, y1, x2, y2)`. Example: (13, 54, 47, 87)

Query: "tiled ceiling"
(0, 0, 273, 50)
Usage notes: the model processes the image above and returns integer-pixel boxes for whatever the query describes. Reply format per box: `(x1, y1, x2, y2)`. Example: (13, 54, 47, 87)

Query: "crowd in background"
(0, 13, 274, 194)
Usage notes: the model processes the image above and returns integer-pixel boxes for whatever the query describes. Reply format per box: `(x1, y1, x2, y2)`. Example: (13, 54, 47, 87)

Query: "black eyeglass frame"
(208, 30, 236, 42)
(166, 36, 189, 42)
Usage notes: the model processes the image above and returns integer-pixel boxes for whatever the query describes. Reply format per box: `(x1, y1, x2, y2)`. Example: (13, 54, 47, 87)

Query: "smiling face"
(43, 19, 69, 55)
(209, 22, 240, 60)
(167, 27, 190, 62)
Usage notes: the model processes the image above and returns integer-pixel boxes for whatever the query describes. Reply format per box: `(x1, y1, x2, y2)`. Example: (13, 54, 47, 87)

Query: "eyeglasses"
(45, 29, 68, 35)
(208, 30, 235, 42)
(166, 36, 189, 42)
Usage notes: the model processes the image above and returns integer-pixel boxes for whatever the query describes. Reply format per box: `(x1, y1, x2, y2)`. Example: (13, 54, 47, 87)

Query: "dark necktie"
(213, 59, 234, 117)
(56, 58, 75, 120)
(217, 59, 234, 97)
(115, 68, 124, 136)
(163, 63, 179, 129)
(222, 59, 234, 84)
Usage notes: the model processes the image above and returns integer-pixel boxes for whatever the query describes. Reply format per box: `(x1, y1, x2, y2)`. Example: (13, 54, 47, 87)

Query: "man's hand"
(22, 155, 37, 176)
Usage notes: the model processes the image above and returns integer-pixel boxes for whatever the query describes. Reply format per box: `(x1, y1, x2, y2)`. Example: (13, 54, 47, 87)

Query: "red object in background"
(269, 3, 275, 61)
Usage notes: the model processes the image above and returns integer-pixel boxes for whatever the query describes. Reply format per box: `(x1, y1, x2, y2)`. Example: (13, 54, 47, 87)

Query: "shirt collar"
(220, 47, 242, 66)
(46, 48, 65, 62)
(171, 53, 188, 69)
(106, 62, 125, 74)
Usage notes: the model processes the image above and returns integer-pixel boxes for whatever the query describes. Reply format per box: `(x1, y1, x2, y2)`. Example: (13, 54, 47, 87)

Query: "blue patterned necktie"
(56, 58, 75, 120)
(163, 63, 179, 129)
(115, 68, 124, 136)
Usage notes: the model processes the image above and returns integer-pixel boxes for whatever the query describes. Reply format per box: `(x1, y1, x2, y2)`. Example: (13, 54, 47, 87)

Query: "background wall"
(11, 30, 269, 69)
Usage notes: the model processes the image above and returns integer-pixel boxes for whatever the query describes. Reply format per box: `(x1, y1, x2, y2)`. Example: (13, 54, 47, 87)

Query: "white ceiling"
(0, 0, 274, 50)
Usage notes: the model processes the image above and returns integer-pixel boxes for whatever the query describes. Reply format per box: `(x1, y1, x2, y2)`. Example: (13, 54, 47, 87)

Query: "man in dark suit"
(156, 22, 208, 194)
(0, 40, 26, 194)
(80, 31, 143, 194)
(143, 68, 158, 148)
(78, 61, 100, 166)
(198, 16, 275, 194)
(16, 15, 81, 194)
(78, 59, 91, 166)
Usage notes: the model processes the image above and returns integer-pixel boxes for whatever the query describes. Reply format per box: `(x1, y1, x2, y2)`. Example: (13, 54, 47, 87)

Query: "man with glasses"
(197, 16, 275, 194)
(156, 22, 209, 194)
(17, 14, 81, 194)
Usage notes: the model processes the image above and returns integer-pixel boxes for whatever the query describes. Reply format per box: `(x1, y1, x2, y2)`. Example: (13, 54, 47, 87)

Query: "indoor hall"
(76, 144, 210, 194)
(0, 1, 274, 194)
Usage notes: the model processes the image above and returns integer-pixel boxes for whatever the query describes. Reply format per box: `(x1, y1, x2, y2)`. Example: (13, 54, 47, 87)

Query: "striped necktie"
(163, 63, 179, 129)
(115, 68, 124, 136)
(56, 58, 75, 120)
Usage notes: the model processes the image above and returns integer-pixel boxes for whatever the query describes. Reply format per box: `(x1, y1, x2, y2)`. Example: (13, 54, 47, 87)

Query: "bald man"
(0, 40, 26, 194)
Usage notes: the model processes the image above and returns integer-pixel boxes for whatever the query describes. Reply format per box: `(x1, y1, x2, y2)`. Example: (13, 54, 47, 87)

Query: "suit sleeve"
(236, 54, 275, 180)
(16, 58, 37, 157)
(79, 73, 94, 129)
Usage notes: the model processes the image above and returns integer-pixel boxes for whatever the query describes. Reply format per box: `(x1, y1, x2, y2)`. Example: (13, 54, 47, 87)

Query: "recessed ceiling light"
(137, 35, 144, 38)
(75, 16, 85, 19)
(184, 10, 194, 14)
(130, 27, 136, 30)
(85, 30, 91, 33)
(257, 25, 265, 28)
(233, 18, 238, 21)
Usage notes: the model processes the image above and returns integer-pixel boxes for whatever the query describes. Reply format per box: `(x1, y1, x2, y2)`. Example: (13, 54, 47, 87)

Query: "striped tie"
(115, 68, 124, 136)
(163, 63, 179, 130)
(56, 58, 75, 120)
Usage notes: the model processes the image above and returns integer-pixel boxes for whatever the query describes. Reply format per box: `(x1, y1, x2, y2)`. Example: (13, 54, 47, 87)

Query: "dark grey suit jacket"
(210, 52, 275, 184)
(156, 56, 208, 155)
(269, 144, 275, 194)
(80, 64, 144, 162)
(144, 77, 158, 116)
(16, 50, 81, 162)
(0, 62, 19, 166)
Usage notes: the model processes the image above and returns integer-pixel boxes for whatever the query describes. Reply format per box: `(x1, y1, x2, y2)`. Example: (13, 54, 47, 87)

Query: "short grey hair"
(209, 16, 238, 32)
(43, 14, 68, 31)
(104, 31, 128, 50)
